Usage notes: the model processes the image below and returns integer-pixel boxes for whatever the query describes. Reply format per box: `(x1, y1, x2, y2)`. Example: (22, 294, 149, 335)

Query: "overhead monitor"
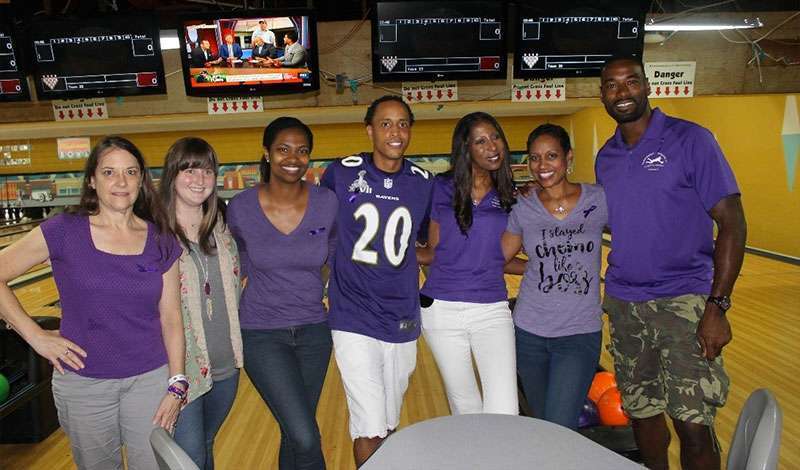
(0, 20, 30, 102)
(372, 1, 507, 82)
(177, 10, 319, 97)
(30, 14, 166, 100)
(514, 0, 647, 78)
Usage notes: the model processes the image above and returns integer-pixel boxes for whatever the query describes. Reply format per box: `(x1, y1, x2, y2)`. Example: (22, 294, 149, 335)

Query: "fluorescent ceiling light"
(160, 29, 180, 50)
(645, 17, 763, 32)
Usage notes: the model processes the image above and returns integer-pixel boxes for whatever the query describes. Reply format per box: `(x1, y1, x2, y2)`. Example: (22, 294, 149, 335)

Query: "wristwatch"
(707, 296, 732, 313)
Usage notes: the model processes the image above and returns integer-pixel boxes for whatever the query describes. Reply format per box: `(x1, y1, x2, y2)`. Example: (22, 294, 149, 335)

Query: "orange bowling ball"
(588, 371, 617, 403)
(597, 386, 630, 426)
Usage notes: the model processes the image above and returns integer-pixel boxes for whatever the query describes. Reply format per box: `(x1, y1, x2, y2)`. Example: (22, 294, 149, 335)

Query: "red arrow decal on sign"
(545, 89, 551, 99)
(555, 89, 561, 98)
(526, 90, 532, 99)
(516, 90, 522, 100)
(232, 102, 238, 111)
(222, 102, 228, 112)
(213, 103, 219, 112)
(242, 101, 248, 110)
(87, 108, 93, 117)
(78, 109, 83, 118)
(97, 108, 103, 116)
(447, 89, 453, 98)
(68, 110, 74, 119)
(59, 111, 65, 120)
(535, 90, 541, 100)
(436, 89, 442, 99)
(253, 101, 259, 109)
(416, 91, 423, 100)
(426, 90, 432, 100)
(664, 87, 670, 95)
(407, 93, 413, 101)
(655, 86, 661, 96)
(684, 86, 690, 95)
(673, 86, 679, 95)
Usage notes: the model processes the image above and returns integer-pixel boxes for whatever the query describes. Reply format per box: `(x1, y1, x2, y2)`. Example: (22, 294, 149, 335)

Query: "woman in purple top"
(0, 136, 185, 468)
(227, 117, 337, 470)
(502, 124, 608, 429)
(160, 138, 243, 469)
(417, 112, 522, 415)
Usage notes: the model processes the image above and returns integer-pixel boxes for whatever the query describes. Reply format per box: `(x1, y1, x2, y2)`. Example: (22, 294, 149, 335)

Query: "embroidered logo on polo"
(490, 197, 501, 209)
(641, 152, 668, 171)
(348, 169, 372, 194)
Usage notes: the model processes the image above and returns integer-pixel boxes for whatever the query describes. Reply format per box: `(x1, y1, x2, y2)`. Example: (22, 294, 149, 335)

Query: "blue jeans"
(515, 327, 601, 430)
(242, 322, 332, 470)
(173, 371, 240, 470)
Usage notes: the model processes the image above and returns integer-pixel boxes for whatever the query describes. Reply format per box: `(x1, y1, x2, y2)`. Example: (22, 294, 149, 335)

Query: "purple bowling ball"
(578, 398, 601, 428)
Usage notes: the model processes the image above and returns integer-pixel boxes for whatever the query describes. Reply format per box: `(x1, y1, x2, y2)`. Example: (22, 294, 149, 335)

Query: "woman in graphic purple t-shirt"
(502, 124, 609, 430)
(0, 136, 185, 468)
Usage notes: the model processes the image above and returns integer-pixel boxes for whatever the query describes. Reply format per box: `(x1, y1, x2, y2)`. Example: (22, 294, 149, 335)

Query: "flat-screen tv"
(30, 14, 166, 100)
(513, 0, 647, 78)
(178, 10, 319, 97)
(372, 1, 507, 82)
(0, 19, 30, 102)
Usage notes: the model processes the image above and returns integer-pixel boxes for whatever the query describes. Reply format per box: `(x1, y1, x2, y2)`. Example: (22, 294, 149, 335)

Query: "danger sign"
(645, 62, 696, 98)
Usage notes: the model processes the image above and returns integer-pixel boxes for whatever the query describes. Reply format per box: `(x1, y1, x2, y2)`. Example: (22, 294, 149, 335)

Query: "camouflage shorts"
(603, 293, 729, 425)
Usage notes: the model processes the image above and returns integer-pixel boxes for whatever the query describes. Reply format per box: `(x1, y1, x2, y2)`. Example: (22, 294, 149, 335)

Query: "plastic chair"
(149, 427, 200, 470)
(727, 388, 782, 470)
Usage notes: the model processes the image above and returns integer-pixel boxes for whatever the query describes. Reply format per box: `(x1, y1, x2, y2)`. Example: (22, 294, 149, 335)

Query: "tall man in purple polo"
(596, 57, 746, 470)
(320, 95, 433, 467)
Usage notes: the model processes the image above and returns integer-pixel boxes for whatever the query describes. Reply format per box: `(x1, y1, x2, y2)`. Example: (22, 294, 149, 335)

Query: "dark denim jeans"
(173, 371, 240, 470)
(515, 327, 601, 430)
(242, 322, 332, 470)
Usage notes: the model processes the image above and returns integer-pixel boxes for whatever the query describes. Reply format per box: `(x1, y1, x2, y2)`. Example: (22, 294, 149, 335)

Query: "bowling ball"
(597, 386, 630, 426)
(578, 397, 601, 428)
(588, 371, 617, 403)
(0, 373, 9, 403)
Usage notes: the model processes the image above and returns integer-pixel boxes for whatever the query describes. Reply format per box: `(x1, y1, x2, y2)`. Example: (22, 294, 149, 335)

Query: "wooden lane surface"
(0, 251, 797, 469)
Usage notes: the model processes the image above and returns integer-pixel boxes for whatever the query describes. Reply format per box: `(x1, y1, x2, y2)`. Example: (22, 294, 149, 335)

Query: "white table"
(361, 414, 642, 470)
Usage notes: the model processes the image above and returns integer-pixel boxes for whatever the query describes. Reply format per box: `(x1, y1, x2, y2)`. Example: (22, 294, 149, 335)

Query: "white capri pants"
(422, 299, 518, 415)
(332, 330, 417, 440)
(52, 364, 168, 470)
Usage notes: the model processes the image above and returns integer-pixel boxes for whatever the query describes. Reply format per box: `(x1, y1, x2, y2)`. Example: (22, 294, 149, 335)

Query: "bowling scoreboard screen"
(514, 0, 647, 78)
(372, 1, 507, 82)
(31, 15, 166, 100)
(0, 23, 30, 102)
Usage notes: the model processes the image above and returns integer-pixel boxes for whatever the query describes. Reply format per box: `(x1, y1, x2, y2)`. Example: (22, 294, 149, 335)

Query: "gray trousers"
(52, 364, 168, 470)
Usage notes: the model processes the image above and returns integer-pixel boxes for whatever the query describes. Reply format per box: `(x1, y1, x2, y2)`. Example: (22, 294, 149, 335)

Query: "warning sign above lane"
(645, 62, 695, 98)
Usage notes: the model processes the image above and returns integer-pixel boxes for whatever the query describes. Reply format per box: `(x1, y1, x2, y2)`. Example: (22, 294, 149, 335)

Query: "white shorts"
(332, 330, 417, 439)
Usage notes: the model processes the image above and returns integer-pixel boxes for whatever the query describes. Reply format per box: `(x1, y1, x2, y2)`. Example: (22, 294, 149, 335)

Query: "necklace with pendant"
(193, 248, 213, 319)
(554, 205, 566, 214)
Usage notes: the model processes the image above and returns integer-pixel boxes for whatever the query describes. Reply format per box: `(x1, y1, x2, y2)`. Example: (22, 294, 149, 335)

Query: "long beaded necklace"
(192, 246, 213, 320)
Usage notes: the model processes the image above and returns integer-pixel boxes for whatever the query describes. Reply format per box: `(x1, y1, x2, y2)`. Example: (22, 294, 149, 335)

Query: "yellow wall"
(562, 94, 800, 258)
(0, 114, 554, 174)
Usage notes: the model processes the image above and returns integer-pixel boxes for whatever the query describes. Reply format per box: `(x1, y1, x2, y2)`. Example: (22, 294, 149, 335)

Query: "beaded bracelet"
(168, 374, 188, 387)
(168, 384, 187, 401)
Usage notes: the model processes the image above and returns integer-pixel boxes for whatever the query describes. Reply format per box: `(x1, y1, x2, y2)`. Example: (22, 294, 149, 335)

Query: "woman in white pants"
(416, 112, 524, 415)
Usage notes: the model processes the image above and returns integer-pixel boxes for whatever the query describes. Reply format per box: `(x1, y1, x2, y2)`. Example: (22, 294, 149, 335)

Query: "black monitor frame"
(29, 13, 166, 100)
(177, 9, 320, 97)
(371, 1, 508, 83)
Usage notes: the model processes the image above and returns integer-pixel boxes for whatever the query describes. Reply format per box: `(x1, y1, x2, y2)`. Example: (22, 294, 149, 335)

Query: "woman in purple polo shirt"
(502, 124, 608, 429)
(417, 112, 520, 415)
(0, 136, 185, 468)
(227, 117, 337, 470)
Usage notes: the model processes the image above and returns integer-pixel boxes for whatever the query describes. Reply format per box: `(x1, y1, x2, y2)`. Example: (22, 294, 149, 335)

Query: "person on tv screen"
(250, 36, 277, 64)
(251, 20, 276, 47)
(267, 30, 306, 68)
(219, 32, 243, 65)
(191, 39, 222, 68)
